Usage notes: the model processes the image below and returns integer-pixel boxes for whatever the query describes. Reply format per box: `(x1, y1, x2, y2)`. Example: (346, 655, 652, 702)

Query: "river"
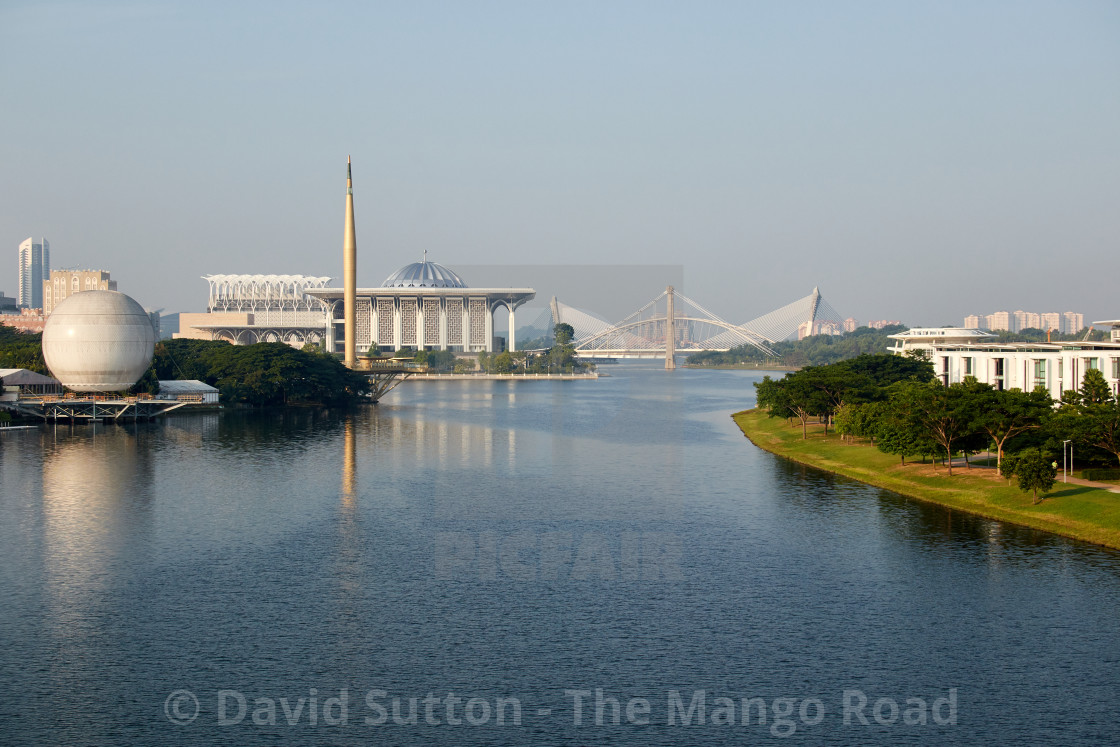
(1, 363, 1117, 745)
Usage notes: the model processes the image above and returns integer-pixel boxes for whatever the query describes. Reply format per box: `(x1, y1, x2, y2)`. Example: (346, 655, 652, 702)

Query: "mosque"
(307, 254, 534, 356)
(177, 159, 534, 358)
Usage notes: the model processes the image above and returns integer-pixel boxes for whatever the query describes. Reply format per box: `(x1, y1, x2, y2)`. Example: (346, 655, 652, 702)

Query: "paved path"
(943, 455, 1120, 494)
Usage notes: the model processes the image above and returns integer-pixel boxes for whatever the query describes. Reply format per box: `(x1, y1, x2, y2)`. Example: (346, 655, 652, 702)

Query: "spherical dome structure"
(42, 290, 157, 392)
(383, 260, 466, 288)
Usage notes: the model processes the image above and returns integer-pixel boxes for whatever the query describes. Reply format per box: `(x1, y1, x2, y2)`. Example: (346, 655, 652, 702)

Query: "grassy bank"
(733, 408, 1120, 551)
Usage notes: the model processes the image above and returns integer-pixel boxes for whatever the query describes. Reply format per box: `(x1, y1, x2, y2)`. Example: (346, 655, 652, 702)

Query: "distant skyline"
(2, 1, 1117, 326)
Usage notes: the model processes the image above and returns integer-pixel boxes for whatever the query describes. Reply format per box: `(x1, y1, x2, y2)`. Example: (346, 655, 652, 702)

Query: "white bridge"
(546, 286, 841, 369)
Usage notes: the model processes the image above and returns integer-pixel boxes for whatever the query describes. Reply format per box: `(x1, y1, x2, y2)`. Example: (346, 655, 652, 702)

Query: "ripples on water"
(1, 363, 1118, 746)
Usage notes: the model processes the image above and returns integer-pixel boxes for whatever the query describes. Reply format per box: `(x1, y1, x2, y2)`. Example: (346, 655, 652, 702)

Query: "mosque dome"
(382, 259, 466, 288)
(42, 290, 156, 392)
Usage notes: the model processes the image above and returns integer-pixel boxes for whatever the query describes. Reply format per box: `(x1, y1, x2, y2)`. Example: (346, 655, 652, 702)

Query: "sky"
(2, 0, 1118, 327)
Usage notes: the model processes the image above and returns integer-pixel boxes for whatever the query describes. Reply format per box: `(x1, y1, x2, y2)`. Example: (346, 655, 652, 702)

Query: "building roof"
(888, 327, 997, 341)
(158, 379, 218, 394)
(0, 368, 62, 386)
(383, 260, 466, 288)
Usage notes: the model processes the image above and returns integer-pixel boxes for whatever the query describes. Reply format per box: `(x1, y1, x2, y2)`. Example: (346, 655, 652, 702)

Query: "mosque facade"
(307, 258, 535, 355)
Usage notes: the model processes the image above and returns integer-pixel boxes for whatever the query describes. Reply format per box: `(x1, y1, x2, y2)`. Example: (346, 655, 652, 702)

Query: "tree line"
(690, 325, 1104, 370)
(755, 354, 1120, 500)
(0, 326, 47, 373)
(132, 338, 372, 406)
(688, 325, 909, 368)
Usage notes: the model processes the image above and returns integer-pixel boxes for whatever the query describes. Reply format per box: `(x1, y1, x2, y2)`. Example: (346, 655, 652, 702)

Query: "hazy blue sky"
(2, 1, 1118, 326)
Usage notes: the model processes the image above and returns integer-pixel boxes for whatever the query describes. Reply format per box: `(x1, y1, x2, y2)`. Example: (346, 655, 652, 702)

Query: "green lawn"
(733, 408, 1120, 551)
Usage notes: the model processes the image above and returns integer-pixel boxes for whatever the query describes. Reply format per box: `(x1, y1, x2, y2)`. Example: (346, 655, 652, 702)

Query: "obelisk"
(343, 156, 357, 368)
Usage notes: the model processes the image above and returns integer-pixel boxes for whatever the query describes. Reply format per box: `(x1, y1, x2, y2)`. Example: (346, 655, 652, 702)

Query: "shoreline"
(684, 363, 798, 371)
(732, 408, 1120, 552)
(402, 372, 599, 381)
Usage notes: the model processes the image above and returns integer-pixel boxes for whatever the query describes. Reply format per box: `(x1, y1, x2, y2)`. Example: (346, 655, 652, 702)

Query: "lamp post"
(1062, 439, 1071, 483)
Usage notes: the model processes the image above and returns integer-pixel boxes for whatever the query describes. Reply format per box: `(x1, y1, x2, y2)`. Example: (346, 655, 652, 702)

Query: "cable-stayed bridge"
(527, 286, 842, 369)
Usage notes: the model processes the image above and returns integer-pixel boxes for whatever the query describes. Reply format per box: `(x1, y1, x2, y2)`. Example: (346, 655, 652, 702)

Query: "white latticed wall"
(356, 299, 372, 349)
(469, 299, 487, 347)
(377, 299, 395, 347)
(423, 298, 440, 347)
(205, 275, 332, 316)
(401, 299, 418, 347)
(447, 299, 464, 346)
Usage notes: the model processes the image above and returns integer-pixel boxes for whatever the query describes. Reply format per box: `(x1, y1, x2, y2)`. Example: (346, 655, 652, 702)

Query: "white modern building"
(889, 323, 1120, 398)
(176, 274, 333, 347)
(176, 263, 535, 355)
(306, 258, 535, 355)
(17, 237, 49, 309)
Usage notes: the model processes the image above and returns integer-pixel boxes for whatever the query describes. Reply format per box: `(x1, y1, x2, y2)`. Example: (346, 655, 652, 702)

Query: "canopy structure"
(0, 368, 63, 396)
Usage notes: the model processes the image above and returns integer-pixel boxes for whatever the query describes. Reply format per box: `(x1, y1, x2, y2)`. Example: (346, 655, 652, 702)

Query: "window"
(1087, 358, 1100, 371)
(71, 276, 79, 291)
(1033, 359, 1047, 388)
(963, 357, 973, 376)
(1112, 358, 1120, 380)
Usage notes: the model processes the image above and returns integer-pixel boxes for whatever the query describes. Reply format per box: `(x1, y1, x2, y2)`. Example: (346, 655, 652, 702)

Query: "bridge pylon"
(665, 285, 676, 369)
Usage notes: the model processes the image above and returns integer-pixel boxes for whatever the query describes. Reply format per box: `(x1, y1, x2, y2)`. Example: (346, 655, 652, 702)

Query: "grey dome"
(383, 260, 466, 288)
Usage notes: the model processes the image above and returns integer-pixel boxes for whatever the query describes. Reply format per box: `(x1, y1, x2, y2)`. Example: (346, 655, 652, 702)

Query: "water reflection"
(3, 366, 1120, 746)
(42, 424, 154, 606)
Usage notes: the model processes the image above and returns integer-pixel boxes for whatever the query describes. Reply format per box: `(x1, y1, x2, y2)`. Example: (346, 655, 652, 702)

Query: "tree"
(133, 338, 371, 406)
(1013, 451, 1057, 504)
(493, 351, 513, 373)
(754, 370, 831, 439)
(964, 380, 1052, 470)
(999, 452, 1021, 486)
(755, 374, 798, 431)
(553, 323, 575, 346)
(873, 393, 933, 464)
(548, 323, 580, 372)
(0, 327, 48, 374)
(1054, 369, 1120, 467)
(841, 353, 934, 388)
(886, 380, 979, 474)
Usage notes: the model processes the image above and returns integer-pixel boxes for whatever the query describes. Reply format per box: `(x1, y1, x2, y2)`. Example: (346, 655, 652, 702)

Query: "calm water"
(2, 364, 1118, 745)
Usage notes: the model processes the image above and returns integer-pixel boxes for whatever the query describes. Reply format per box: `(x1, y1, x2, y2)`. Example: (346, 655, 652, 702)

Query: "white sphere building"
(42, 290, 157, 392)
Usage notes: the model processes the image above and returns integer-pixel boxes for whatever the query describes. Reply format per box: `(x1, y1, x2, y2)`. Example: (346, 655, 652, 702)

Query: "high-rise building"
(43, 269, 116, 315)
(843, 317, 859, 333)
(1012, 310, 1042, 331)
(968, 310, 1085, 334)
(986, 311, 1011, 332)
(17, 237, 50, 309)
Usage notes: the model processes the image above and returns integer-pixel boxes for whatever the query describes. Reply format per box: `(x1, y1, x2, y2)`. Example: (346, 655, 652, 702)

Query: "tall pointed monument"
(343, 156, 357, 367)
